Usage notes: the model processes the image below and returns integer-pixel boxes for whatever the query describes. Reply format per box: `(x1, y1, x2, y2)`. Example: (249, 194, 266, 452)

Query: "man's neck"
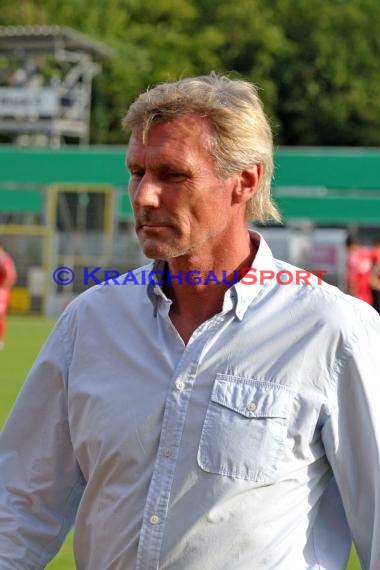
(163, 232, 258, 343)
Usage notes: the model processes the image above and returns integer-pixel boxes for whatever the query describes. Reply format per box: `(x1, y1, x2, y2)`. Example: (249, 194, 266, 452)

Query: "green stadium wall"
(0, 146, 380, 224)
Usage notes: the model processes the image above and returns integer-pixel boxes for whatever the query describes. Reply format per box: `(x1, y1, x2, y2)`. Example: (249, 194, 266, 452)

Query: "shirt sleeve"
(322, 305, 380, 570)
(0, 312, 85, 569)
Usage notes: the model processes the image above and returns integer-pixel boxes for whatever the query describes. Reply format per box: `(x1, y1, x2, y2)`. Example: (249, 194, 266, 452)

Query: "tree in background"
(0, 0, 379, 146)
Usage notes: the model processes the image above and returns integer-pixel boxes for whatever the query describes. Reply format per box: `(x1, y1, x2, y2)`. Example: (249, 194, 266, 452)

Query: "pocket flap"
(211, 374, 293, 418)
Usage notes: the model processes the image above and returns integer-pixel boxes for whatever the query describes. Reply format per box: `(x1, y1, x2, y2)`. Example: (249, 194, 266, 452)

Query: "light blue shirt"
(0, 232, 379, 569)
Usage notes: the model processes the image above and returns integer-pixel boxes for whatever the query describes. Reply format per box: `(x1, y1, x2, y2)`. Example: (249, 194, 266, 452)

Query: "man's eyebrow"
(125, 158, 140, 169)
(126, 157, 190, 170)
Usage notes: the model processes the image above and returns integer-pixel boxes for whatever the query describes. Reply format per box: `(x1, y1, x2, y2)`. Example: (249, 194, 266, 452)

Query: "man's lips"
(137, 220, 172, 230)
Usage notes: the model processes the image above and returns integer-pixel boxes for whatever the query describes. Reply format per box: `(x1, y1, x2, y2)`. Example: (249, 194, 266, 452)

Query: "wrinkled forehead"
(131, 112, 215, 144)
(127, 114, 215, 159)
(125, 115, 221, 177)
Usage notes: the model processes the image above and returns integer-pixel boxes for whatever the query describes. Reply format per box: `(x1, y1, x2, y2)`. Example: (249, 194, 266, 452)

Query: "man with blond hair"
(0, 74, 379, 569)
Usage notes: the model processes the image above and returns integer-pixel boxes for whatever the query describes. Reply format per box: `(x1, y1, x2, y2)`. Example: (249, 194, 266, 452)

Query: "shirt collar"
(146, 259, 170, 317)
(233, 230, 276, 320)
(147, 230, 275, 320)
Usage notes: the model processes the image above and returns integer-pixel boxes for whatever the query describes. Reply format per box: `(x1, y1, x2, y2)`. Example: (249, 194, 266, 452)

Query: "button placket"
(136, 317, 231, 570)
(136, 367, 197, 568)
(175, 379, 185, 392)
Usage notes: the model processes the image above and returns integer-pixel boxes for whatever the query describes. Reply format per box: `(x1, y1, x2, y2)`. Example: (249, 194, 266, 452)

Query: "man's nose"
(130, 175, 161, 209)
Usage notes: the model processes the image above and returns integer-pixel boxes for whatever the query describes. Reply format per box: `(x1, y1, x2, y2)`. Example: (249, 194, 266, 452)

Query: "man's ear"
(232, 163, 263, 205)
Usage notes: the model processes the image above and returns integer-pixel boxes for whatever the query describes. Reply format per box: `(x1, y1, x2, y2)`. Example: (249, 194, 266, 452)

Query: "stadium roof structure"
(0, 25, 113, 59)
(0, 25, 113, 147)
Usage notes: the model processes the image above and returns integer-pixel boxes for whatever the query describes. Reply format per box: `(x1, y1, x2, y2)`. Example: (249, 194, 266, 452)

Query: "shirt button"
(163, 448, 172, 458)
(247, 402, 257, 412)
(175, 380, 185, 391)
(150, 515, 160, 525)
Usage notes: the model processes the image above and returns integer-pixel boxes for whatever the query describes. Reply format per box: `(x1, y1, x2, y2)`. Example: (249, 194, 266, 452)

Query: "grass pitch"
(0, 315, 361, 569)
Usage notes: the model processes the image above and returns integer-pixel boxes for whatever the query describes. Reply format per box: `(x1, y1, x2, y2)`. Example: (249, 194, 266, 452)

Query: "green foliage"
(269, 0, 380, 144)
(0, 0, 379, 145)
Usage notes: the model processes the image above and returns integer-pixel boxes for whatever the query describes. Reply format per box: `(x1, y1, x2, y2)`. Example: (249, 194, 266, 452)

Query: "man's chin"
(140, 241, 171, 261)
(140, 240, 188, 261)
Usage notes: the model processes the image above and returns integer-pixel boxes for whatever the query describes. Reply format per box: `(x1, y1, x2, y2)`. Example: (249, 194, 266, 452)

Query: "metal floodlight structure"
(0, 25, 113, 147)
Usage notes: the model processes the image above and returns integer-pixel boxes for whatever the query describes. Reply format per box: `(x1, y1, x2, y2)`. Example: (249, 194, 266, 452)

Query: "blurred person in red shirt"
(370, 236, 380, 314)
(345, 235, 375, 305)
(0, 242, 17, 350)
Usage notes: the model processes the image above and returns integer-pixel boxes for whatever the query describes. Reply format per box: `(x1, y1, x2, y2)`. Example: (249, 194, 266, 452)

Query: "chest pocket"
(197, 374, 294, 482)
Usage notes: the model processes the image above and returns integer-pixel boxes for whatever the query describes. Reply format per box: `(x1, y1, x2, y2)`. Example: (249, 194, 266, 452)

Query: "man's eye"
(165, 172, 187, 181)
(131, 171, 144, 178)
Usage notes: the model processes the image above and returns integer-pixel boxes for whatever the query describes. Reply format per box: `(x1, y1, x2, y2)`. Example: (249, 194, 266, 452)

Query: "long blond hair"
(122, 74, 280, 223)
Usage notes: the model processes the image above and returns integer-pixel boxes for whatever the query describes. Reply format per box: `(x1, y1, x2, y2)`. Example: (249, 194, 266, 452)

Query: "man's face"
(127, 115, 239, 261)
